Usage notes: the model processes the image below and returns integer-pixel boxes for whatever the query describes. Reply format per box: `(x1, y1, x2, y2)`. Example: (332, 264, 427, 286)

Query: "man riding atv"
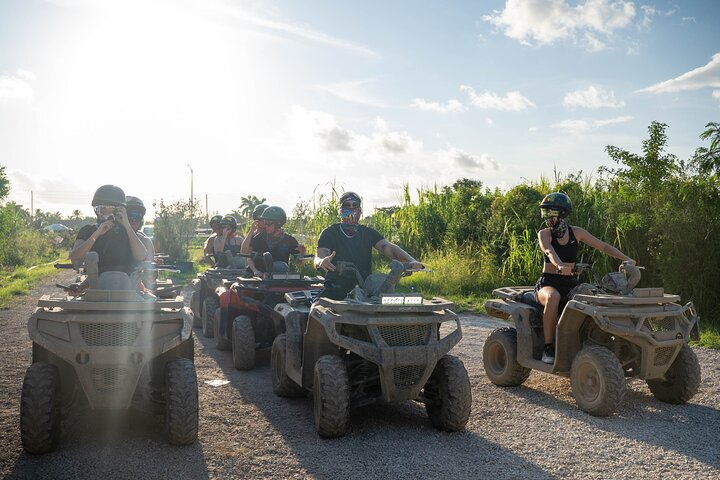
(241, 206, 306, 277)
(314, 191, 423, 298)
(202, 214, 224, 266)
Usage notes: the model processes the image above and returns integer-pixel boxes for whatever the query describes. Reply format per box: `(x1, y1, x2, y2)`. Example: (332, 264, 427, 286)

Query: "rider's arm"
(119, 213, 147, 262)
(70, 225, 105, 266)
(573, 227, 634, 263)
(538, 229, 567, 272)
(374, 239, 423, 268)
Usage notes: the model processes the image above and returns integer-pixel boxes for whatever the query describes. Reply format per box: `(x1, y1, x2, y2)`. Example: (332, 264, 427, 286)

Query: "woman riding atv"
(536, 192, 634, 364)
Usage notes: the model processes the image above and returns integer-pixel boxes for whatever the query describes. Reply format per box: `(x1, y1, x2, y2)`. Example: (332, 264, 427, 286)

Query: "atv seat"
(519, 291, 543, 311)
(98, 271, 134, 291)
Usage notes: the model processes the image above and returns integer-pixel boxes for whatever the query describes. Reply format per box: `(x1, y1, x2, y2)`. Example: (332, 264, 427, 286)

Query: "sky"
(1, 0, 719, 220)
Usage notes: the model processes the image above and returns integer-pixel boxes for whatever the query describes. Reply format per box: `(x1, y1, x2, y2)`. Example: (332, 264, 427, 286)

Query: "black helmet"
(259, 206, 287, 226)
(209, 214, 223, 227)
(339, 191, 361, 208)
(125, 196, 146, 215)
(92, 185, 126, 207)
(220, 215, 237, 231)
(252, 204, 269, 220)
(539, 192, 572, 217)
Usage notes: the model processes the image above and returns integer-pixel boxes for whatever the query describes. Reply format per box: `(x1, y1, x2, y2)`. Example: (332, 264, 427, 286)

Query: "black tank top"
(543, 226, 578, 263)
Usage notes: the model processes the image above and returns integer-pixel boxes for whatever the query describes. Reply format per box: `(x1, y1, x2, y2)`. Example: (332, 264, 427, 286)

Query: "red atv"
(213, 253, 323, 370)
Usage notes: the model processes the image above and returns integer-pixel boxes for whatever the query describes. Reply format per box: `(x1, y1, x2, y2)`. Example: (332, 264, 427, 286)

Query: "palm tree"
(695, 121, 720, 175)
(238, 195, 267, 218)
(71, 209, 82, 221)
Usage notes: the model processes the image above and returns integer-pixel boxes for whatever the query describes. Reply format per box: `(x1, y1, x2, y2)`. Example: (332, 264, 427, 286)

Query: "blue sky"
(1, 0, 718, 219)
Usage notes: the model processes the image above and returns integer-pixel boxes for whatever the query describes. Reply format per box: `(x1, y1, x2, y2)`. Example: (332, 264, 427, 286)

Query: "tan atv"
(484, 263, 701, 416)
(21, 252, 198, 454)
(272, 260, 471, 437)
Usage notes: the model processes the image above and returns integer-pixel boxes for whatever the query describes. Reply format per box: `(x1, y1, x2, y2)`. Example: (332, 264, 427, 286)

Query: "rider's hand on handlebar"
(317, 251, 336, 272)
(404, 260, 424, 274)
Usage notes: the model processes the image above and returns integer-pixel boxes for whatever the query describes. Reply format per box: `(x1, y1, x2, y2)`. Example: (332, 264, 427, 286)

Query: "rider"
(241, 206, 305, 276)
(126, 196, 155, 262)
(69, 185, 147, 290)
(213, 215, 244, 268)
(314, 191, 423, 299)
(536, 192, 635, 364)
(202, 214, 224, 265)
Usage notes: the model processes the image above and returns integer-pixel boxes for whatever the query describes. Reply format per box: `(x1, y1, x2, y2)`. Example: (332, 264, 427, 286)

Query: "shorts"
(535, 273, 579, 300)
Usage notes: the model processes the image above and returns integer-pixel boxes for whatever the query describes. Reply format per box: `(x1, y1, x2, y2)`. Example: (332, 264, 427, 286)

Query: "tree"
(153, 199, 202, 261)
(71, 209, 82, 221)
(693, 121, 720, 175)
(238, 195, 267, 218)
(604, 121, 678, 191)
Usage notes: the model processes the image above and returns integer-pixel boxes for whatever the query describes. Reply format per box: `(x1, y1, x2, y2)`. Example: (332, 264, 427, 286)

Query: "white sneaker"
(541, 352, 555, 364)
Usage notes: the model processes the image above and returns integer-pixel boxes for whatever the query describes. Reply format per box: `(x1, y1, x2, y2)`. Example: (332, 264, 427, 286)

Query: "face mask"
(340, 208, 361, 225)
(551, 218, 568, 238)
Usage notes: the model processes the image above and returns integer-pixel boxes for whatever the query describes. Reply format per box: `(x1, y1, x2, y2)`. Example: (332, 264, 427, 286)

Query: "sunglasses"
(262, 220, 275, 227)
(540, 208, 561, 219)
(341, 201, 360, 209)
(95, 205, 122, 216)
(128, 212, 144, 222)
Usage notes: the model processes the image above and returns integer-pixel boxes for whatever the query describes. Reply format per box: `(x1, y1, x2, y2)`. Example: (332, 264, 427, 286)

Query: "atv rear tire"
(202, 297, 218, 338)
(213, 308, 231, 351)
(647, 344, 701, 404)
(483, 327, 531, 386)
(20, 362, 61, 454)
(570, 345, 625, 416)
(232, 315, 255, 370)
(165, 358, 199, 445)
(424, 355, 472, 431)
(271, 334, 306, 397)
(190, 291, 202, 328)
(313, 355, 349, 438)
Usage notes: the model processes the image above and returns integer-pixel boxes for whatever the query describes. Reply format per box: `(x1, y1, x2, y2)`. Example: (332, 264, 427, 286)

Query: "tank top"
(543, 226, 578, 263)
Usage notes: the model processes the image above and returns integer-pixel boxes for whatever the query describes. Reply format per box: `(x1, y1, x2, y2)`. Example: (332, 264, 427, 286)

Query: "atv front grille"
(653, 346, 677, 366)
(643, 317, 676, 333)
(80, 323, 141, 346)
(393, 365, 425, 388)
(91, 367, 131, 392)
(378, 325, 432, 346)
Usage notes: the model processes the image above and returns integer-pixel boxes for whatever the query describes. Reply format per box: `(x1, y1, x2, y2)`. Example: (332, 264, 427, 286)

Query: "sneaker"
(541, 352, 555, 364)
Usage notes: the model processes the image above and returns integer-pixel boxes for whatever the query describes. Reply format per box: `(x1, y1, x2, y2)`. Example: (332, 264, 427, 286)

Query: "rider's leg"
(537, 286, 561, 362)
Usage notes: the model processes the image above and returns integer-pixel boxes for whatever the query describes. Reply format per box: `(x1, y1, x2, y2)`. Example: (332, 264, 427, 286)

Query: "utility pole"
(30, 191, 34, 223)
(205, 194, 208, 222)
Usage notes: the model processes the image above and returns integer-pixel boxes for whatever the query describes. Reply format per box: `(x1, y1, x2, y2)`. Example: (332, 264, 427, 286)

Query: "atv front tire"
(313, 355, 349, 438)
(165, 358, 199, 445)
(213, 308, 231, 351)
(424, 355, 471, 431)
(202, 297, 218, 338)
(570, 345, 626, 416)
(232, 315, 255, 370)
(190, 290, 202, 328)
(271, 334, 306, 397)
(483, 327, 531, 386)
(647, 344, 701, 404)
(20, 362, 61, 454)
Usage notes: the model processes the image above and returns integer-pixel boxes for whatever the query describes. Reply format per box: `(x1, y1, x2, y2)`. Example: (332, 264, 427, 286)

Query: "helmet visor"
(127, 211, 144, 222)
(540, 208, 561, 219)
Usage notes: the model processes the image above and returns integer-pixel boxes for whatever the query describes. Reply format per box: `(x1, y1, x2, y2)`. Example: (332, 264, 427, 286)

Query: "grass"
(0, 258, 67, 308)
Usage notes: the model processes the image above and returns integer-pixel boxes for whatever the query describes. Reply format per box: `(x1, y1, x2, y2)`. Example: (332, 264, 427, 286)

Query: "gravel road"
(1, 269, 719, 479)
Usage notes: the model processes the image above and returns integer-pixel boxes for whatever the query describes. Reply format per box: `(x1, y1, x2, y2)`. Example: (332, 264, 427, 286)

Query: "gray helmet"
(220, 215, 238, 231)
(259, 206, 287, 226)
(252, 204, 269, 220)
(92, 185, 126, 207)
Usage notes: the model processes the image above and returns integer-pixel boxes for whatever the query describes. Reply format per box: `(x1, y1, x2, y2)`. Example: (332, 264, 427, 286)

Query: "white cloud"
(713, 90, 720, 101)
(284, 105, 422, 156)
(639, 5, 675, 31)
(563, 85, 625, 109)
(483, 0, 636, 50)
(410, 98, 465, 113)
(583, 33, 606, 52)
(444, 147, 499, 171)
(551, 115, 633, 134)
(637, 52, 720, 93)
(460, 85, 535, 111)
(0, 70, 35, 102)
(317, 80, 387, 107)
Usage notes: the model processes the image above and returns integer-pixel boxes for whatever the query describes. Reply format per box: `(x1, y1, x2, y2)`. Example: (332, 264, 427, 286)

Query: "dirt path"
(1, 275, 719, 479)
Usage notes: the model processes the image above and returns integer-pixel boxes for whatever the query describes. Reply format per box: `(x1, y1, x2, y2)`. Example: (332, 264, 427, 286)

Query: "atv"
(213, 252, 323, 370)
(271, 260, 471, 438)
(21, 252, 198, 454)
(483, 262, 701, 416)
(189, 261, 250, 338)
